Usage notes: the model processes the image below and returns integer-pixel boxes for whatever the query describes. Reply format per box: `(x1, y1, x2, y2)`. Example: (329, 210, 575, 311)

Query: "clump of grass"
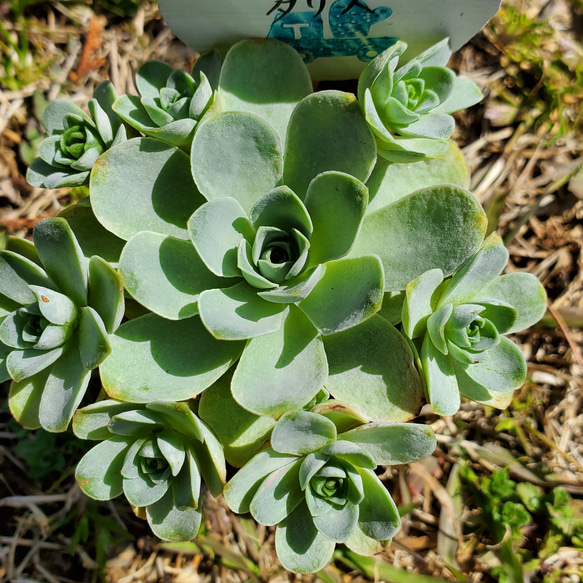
(485, 0, 583, 135)
(0, 0, 55, 90)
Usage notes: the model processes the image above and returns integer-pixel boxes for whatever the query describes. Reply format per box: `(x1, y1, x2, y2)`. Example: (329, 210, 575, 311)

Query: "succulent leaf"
(249, 460, 304, 526)
(91, 137, 203, 241)
(190, 112, 283, 214)
(100, 313, 244, 402)
(340, 423, 437, 465)
(298, 255, 384, 336)
(119, 231, 232, 320)
(199, 373, 276, 468)
(231, 305, 328, 417)
(350, 184, 487, 291)
(271, 411, 337, 456)
(323, 315, 424, 422)
(284, 91, 376, 198)
(478, 272, 547, 334)
(75, 435, 130, 500)
(223, 447, 298, 514)
(275, 502, 335, 574)
(217, 39, 312, 142)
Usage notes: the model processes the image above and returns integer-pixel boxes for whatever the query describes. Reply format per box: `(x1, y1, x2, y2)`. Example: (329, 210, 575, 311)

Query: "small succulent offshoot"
(73, 400, 226, 541)
(358, 38, 483, 162)
(27, 82, 126, 188)
(224, 410, 437, 573)
(0, 218, 124, 432)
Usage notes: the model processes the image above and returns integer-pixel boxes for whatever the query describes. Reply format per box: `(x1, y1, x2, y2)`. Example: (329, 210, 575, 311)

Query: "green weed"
(460, 464, 583, 583)
(487, 1, 583, 134)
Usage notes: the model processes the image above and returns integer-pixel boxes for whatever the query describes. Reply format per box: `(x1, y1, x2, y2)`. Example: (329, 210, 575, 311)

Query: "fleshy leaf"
(8, 368, 50, 429)
(312, 501, 359, 544)
(358, 468, 401, 541)
(478, 272, 547, 333)
(224, 447, 297, 514)
(43, 99, 92, 133)
(433, 76, 484, 115)
(350, 185, 487, 290)
(199, 371, 275, 468)
(5, 236, 40, 266)
(188, 197, 254, 277)
(73, 400, 138, 440)
(453, 361, 515, 410)
(458, 336, 527, 392)
(402, 268, 444, 339)
(59, 200, 125, 266)
(365, 141, 470, 214)
(172, 448, 201, 509)
(38, 342, 91, 432)
(7, 345, 64, 382)
(88, 256, 125, 334)
(250, 186, 312, 237)
(284, 91, 376, 198)
(124, 473, 169, 508)
(437, 233, 509, 308)
(271, 410, 337, 456)
(91, 137, 203, 241)
(190, 421, 227, 497)
(190, 112, 283, 214)
(146, 487, 203, 541)
(421, 335, 460, 416)
(28, 285, 77, 326)
(119, 232, 232, 320)
(33, 218, 88, 307)
(275, 502, 335, 574)
(231, 306, 328, 417)
(198, 282, 288, 340)
(299, 256, 384, 335)
(75, 436, 130, 500)
(344, 524, 386, 556)
(324, 315, 424, 422)
(341, 423, 436, 465)
(304, 172, 368, 265)
(319, 441, 376, 471)
(0, 250, 52, 305)
(249, 460, 304, 526)
(258, 265, 325, 304)
(218, 39, 312, 142)
(101, 313, 244, 402)
(77, 305, 111, 369)
(146, 402, 204, 442)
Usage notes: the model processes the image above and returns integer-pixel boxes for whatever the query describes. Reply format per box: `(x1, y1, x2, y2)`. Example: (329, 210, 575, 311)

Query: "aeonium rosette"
(0, 218, 124, 432)
(73, 400, 225, 541)
(357, 39, 483, 163)
(401, 233, 547, 416)
(27, 82, 126, 189)
(224, 410, 437, 573)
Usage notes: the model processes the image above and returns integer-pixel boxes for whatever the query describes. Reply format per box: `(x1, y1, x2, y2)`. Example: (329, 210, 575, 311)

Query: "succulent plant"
(8, 35, 548, 574)
(357, 39, 483, 162)
(27, 82, 126, 189)
(224, 410, 436, 573)
(401, 233, 547, 415)
(73, 399, 225, 540)
(0, 218, 124, 431)
(113, 59, 214, 147)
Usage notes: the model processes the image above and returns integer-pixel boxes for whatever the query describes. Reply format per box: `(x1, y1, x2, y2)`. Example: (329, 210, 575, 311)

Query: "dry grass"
(1, 0, 583, 581)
